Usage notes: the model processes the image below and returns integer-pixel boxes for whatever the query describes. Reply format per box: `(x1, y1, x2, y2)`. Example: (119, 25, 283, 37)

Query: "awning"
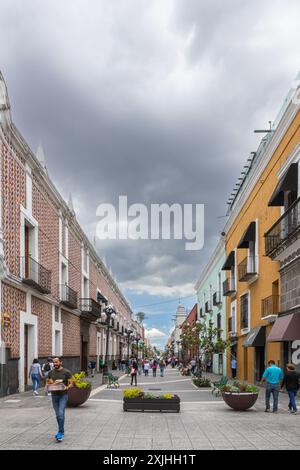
(268, 163, 298, 207)
(244, 326, 266, 347)
(222, 251, 235, 271)
(267, 313, 300, 342)
(238, 221, 256, 249)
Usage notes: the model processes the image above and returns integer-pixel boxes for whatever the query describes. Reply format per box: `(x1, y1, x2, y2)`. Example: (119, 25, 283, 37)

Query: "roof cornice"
(223, 101, 300, 235)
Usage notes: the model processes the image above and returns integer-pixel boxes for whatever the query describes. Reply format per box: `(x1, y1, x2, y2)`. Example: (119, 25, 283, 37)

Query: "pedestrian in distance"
(260, 360, 283, 413)
(89, 360, 96, 377)
(46, 357, 73, 443)
(42, 357, 54, 380)
(130, 360, 138, 386)
(231, 356, 237, 379)
(151, 358, 158, 377)
(281, 363, 300, 414)
(159, 358, 166, 377)
(29, 359, 43, 396)
(190, 358, 196, 374)
(144, 360, 150, 376)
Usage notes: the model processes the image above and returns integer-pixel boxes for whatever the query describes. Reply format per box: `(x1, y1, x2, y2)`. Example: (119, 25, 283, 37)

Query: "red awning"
(267, 313, 300, 342)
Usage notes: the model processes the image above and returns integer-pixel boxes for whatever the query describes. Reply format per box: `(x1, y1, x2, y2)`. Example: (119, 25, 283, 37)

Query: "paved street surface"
(0, 368, 300, 450)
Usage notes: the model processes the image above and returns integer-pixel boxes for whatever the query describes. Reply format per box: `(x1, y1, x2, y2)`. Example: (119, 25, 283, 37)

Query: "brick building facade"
(0, 72, 140, 396)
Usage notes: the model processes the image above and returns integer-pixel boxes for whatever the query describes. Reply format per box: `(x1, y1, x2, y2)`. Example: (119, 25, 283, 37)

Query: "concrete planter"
(67, 386, 91, 407)
(123, 397, 180, 413)
(222, 392, 258, 411)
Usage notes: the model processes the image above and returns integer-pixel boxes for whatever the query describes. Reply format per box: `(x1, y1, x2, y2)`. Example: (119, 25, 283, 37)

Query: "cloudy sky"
(1, 0, 299, 348)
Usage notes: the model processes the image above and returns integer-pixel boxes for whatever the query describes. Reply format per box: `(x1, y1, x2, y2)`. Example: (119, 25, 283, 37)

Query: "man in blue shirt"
(260, 360, 283, 413)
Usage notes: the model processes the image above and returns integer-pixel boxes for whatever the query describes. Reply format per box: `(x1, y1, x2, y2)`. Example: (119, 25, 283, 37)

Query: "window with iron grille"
(55, 306, 60, 323)
(240, 294, 249, 330)
(217, 313, 222, 338)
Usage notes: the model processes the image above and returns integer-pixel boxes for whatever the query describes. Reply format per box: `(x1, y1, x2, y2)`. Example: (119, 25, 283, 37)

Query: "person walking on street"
(190, 358, 196, 374)
(42, 357, 54, 380)
(159, 358, 166, 377)
(151, 358, 158, 377)
(29, 359, 43, 396)
(130, 359, 138, 386)
(260, 360, 283, 413)
(89, 360, 96, 377)
(46, 357, 73, 443)
(281, 363, 300, 414)
(231, 357, 237, 379)
(144, 360, 150, 376)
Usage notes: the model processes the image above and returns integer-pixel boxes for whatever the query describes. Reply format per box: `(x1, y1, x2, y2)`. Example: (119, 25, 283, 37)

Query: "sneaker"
(264, 408, 270, 412)
(56, 433, 64, 442)
(33, 391, 38, 396)
(273, 410, 278, 414)
(291, 410, 298, 415)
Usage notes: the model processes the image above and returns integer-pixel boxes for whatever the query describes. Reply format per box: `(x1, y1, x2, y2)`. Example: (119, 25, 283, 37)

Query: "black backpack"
(43, 362, 51, 372)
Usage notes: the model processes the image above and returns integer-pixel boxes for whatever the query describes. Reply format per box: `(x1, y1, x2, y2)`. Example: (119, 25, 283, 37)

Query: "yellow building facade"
(223, 88, 300, 383)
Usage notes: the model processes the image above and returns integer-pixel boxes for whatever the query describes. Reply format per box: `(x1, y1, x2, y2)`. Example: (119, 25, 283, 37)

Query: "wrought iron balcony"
(213, 291, 222, 306)
(60, 284, 78, 309)
(265, 197, 300, 257)
(261, 295, 280, 319)
(223, 278, 236, 296)
(238, 256, 258, 282)
(20, 256, 51, 294)
(80, 298, 102, 322)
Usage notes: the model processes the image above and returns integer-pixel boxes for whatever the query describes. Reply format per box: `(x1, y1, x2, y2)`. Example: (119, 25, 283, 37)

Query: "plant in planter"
(193, 377, 211, 388)
(67, 372, 92, 407)
(220, 380, 259, 411)
(123, 388, 180, 412)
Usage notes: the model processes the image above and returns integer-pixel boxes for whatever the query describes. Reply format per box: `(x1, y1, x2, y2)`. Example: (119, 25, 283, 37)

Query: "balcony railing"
(238, 256, 258, 282)
(261, 295, 280, 318)
(223, 278, 236, 296)
(265, 196, 300, 257)
(80, 298, 102, 321)
(60, 284, 78, 309)
(213, 291, 222, 306)
(20, 256, 51, 294)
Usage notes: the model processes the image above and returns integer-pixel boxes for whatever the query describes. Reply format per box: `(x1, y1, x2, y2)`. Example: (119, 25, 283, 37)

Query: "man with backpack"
(42, 357, 54, 379)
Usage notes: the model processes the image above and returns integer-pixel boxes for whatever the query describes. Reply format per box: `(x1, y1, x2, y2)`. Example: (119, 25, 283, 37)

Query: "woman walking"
(159, 358, 166, 377)
(130, 359, 138, 386)
(151, 358, 158, 377)
(144, 359, 150, 376)
(29, 359, 42, 396)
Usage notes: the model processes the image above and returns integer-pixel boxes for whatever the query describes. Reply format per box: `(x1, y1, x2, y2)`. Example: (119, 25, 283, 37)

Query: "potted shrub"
(67, 372, 92, 407)
(123, 388, 180, 412)
(220, 381, 259, 411)
(193, 377, 211, 388)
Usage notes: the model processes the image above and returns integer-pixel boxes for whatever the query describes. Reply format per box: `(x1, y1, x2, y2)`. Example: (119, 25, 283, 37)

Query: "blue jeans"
(51, 394, 68, 434)
(160, 368, 165, 377)
(288, 389, 298, 412)
(266, 383, 280, 411)
(31, 374, 40, 392)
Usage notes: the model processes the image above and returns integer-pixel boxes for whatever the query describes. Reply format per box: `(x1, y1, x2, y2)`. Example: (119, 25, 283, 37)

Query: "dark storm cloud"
(0, 0, 299, 296)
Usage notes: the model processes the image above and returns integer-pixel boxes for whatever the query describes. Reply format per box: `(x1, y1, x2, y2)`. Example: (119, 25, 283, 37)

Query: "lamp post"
(125, 329, 133, 364)
(101, 304, 117, 376)
(134, 333, 141, 359)
(176, 340, 181, 361)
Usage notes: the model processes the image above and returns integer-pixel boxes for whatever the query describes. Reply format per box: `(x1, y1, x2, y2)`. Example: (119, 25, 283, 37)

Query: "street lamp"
(101, 304, 117, 375)
(125, 329, 133, 363)
(134, 333, 141, 359)
(176, 340, 181, 361)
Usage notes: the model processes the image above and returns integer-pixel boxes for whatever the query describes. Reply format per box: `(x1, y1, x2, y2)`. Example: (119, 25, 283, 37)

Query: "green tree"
(136, 312, 146, 324)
